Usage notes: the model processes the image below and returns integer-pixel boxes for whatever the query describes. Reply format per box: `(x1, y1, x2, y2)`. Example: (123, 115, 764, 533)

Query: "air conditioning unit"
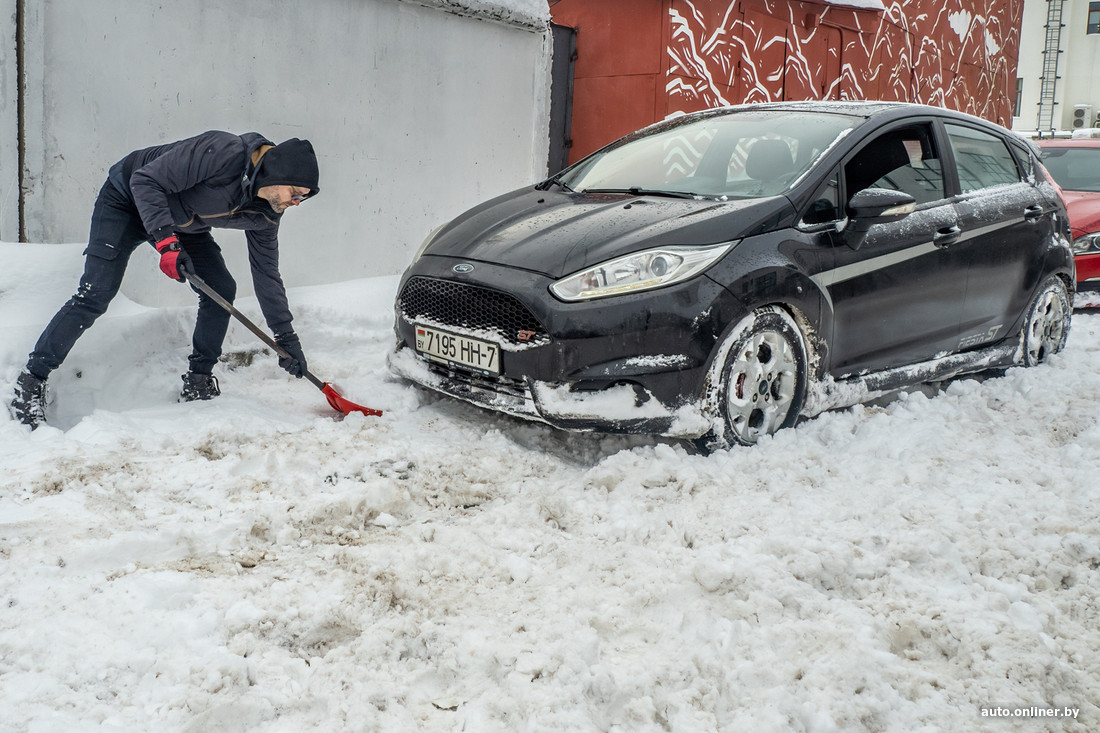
(1072, 104, 1093, 128)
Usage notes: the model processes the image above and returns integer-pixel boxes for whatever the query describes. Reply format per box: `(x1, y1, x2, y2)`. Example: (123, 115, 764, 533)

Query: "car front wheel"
(1022, 276, 1071, 367)
(702, 306, 808, 449)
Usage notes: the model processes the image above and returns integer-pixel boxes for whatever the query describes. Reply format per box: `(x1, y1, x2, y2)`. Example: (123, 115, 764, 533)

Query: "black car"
(389, 102, 1073, 449)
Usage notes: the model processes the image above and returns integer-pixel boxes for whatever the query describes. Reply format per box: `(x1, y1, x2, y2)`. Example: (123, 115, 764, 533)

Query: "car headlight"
(549, 242, 735, 301)
(412, 224, 446, 263)
(1073, 233, 1100, 256)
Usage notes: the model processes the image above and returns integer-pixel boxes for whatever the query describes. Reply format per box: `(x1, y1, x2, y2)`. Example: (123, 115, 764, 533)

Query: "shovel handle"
(184, 269, 325, 390)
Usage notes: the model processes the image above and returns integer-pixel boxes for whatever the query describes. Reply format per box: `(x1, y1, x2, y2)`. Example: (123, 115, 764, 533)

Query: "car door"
(944, 122, 1057, 346)
(820, 122, 969, 376)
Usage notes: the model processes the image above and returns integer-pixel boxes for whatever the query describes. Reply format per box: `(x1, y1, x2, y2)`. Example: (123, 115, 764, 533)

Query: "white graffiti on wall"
(665, 0, 1021, 125)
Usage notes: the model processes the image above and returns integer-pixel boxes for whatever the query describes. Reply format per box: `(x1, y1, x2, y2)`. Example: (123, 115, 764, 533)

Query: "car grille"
(398, 276, 550, 346)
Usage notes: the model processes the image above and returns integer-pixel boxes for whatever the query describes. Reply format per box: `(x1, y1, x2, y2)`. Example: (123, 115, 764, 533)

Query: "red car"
(1038, 138, 1100, 287)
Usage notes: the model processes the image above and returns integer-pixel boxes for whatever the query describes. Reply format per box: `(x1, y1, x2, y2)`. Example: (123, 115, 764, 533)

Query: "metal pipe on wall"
(16, 0, 26, 243)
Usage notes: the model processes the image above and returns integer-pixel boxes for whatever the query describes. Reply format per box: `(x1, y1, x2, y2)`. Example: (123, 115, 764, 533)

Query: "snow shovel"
(184, 270, 383, 417)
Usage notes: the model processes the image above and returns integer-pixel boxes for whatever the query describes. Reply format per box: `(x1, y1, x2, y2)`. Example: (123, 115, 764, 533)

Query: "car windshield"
(1041, 146, 1100, 192)
(559, 109, 860, 199)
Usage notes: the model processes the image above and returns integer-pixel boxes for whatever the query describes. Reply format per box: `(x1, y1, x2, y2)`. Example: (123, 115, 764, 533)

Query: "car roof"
(578, 101, 1029, 183)
(685, 100, 1011, 131)
(721, 100, 910, 116)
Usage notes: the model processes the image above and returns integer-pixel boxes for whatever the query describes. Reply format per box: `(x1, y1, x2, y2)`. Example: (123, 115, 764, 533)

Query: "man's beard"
(261, 192, 287, 213)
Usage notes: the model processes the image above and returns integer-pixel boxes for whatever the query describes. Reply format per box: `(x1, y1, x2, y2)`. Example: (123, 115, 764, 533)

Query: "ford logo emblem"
(452, 263, 475, 274)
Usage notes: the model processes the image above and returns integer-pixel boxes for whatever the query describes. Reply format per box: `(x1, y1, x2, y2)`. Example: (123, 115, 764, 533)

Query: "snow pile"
(1, 240, 1099, 731)
(405, 0, 549, 30)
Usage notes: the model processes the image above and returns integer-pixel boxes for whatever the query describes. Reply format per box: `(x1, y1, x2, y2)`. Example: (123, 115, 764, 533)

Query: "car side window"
(945, 124, 1023, 193)
(843, 124, 945, 205)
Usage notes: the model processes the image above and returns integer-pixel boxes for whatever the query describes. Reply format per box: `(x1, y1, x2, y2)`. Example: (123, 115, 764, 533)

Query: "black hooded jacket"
(107, 131, 301, 335)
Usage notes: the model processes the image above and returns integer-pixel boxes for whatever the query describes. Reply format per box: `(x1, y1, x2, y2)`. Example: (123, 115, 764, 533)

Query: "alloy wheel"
(1024, 278, 1070, 366)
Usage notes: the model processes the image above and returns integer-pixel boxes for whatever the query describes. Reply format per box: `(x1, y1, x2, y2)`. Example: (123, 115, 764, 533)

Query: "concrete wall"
(1012, 0, 1045, 132)
(1014, 0, 1100, 134)
(1, 0, 552, 304)
(1054, 0, 1100, 130)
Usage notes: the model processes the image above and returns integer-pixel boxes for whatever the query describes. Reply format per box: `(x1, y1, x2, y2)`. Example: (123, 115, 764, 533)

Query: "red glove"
(155, 235, 193, 282)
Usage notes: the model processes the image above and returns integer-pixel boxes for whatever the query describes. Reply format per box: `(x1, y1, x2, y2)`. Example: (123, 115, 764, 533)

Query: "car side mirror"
(843, 188, 917, 249)
(848, 188, 916, 221)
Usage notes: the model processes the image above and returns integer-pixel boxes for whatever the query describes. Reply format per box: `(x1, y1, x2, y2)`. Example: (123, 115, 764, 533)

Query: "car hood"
(1060, 190, 1100, 236)
(422, 187, 795, 278)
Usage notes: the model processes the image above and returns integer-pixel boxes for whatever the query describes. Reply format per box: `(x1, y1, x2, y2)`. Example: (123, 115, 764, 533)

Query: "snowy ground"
(1, 241, 1098, 732)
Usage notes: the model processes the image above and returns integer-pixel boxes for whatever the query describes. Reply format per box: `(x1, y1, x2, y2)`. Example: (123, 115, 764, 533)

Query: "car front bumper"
(1076, 251, 1100, 285)
(388, 255, 747, 437)
(387, 346, 712, 436)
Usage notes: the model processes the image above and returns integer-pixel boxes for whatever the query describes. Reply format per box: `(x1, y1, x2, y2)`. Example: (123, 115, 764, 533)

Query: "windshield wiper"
(537, 174, 573, 192)
(582, 187, 701, 199)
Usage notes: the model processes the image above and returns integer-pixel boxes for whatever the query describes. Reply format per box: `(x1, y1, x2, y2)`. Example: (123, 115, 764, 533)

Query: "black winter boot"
(179, 372, 221, 402)
(10, 370, 48, 428)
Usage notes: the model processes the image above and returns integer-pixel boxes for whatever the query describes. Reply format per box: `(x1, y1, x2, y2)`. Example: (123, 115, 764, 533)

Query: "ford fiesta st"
(388, 102, 1073, 449)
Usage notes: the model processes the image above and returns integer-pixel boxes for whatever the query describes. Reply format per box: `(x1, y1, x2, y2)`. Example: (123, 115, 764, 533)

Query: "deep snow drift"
(1, 241, 1098, 732)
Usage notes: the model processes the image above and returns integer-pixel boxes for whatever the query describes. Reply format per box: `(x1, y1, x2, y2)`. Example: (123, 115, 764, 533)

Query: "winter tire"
(1021, 276, 1070, 367)
(701, 306, 809, 449)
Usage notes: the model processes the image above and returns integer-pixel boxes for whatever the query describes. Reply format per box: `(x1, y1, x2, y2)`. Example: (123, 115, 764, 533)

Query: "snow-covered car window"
(560, 110, 859, 199)
(1041, 146, 1100, 192)
(946, 124, 1023, 193)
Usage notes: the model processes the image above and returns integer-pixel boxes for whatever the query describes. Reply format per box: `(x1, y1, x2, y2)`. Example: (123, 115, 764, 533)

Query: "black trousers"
(26, 181, 238, 379)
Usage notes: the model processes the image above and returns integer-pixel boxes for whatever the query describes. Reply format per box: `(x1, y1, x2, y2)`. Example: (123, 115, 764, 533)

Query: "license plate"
(415, 325, 500, 375)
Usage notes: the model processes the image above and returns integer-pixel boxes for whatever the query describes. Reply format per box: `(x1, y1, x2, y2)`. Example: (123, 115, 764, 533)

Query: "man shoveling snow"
(9, 131, 320, 428)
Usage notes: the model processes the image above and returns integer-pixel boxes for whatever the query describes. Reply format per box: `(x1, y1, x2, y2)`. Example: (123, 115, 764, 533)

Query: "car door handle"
(933, 225, 962, 247)
(1024, 205, 1044, 222)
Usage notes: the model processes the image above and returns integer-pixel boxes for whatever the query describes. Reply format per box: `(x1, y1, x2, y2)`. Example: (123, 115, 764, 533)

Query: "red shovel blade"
(322, 383, 383, 417)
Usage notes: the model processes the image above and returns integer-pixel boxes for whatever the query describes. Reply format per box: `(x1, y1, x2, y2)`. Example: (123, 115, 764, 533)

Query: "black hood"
(253, 138, 320, 197)
(423, 188, 796, 278)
